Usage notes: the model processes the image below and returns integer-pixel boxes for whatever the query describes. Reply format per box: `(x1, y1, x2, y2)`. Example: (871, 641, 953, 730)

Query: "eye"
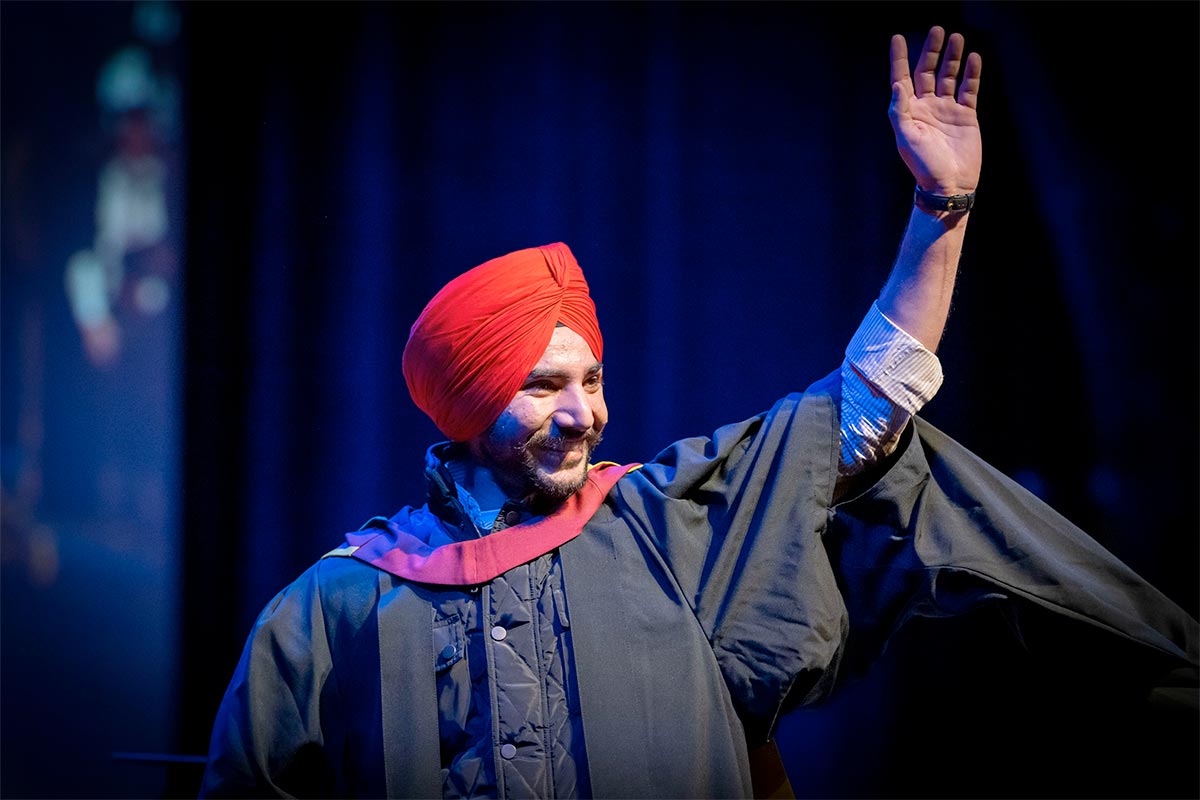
(585, 373, 604, 390)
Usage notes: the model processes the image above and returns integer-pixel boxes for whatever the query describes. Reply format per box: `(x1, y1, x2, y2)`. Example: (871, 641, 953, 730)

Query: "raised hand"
(888, 26, 982, 197)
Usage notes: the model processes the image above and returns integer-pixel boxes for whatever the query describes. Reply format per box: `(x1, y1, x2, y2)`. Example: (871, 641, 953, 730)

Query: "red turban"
(402, 242, 603, 442)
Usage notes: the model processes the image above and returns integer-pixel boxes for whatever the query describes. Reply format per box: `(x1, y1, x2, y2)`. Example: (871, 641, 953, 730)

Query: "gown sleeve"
(616, 369, 1198, 740)
(615, 370, 848, 736)
(827, 414, 1199, 688)
(198, 562, 342, 799)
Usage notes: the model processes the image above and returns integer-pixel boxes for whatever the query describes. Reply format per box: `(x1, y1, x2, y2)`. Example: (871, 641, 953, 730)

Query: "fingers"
(902, 25, 981, 106)
(957, 51, 983, 110)
(889, 33, 911, 90)
(888, 81, 908, 128)
(912, 26, 945, 97)
(935, 32, 965, 98)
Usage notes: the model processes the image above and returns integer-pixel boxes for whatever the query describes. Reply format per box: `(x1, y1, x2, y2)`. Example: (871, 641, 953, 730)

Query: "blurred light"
(133, 0, 180, 46)
(96, 153, 168, 254)
(134, 274, 171, 316)
(97, 46, 156, 114)
(65, 250, 113, 326)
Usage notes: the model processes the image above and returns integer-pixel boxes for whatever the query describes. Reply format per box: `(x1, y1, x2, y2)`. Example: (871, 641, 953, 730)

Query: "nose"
(551, 384, 595, 435)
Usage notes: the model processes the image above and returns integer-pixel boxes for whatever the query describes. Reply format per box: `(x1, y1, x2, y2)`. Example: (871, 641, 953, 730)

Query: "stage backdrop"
(2, 2, 185, 798)
(3, 2, 1196, 798)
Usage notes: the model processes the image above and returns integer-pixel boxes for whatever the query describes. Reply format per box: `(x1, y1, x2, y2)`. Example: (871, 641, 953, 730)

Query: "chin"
(528, 462, 590, 504)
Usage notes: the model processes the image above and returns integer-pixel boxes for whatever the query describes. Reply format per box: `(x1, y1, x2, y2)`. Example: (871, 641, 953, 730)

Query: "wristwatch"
(914, 187, 975, 213)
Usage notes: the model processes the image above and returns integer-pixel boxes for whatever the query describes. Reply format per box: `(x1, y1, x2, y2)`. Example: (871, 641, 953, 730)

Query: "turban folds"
(402, 242, 603, 442)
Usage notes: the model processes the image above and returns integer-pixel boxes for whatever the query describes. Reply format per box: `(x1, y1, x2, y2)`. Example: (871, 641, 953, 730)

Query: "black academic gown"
(199, 373, 1197, 799)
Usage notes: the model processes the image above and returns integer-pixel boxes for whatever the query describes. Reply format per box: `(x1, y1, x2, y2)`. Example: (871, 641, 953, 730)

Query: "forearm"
(876, 203, 969, 353)
(836, 204, 963, 477)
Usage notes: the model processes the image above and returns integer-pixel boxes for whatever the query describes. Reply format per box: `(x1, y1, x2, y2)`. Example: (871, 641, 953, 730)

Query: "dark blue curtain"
(177, 2, 1198, 797)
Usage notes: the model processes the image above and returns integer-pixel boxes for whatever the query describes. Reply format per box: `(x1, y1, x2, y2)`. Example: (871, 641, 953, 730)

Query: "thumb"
(888, 81, 908, 124)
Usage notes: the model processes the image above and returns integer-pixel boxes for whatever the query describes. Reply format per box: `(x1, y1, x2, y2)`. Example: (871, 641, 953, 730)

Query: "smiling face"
(468, 325, 608, 506)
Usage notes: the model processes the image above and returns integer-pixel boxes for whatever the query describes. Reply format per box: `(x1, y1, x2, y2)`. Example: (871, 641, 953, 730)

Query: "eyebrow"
(524, 362, 604, 381)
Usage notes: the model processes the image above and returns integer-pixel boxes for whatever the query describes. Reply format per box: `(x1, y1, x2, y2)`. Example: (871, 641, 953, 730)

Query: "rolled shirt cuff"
(838, 301, 944, 475)
(843, 300, 943, 415)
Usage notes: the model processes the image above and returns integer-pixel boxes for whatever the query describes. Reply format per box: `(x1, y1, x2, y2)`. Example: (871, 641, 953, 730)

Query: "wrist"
(914, 186, 975, 214)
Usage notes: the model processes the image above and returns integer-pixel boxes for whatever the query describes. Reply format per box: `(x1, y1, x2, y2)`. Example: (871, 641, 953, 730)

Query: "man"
(199, 25, 1198, 799)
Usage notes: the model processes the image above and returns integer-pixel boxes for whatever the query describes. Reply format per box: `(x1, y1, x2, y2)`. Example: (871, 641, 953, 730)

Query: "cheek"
(488, 413, 519, 443)
(495, 400, 548, 439)
(591, 393, 609, 430)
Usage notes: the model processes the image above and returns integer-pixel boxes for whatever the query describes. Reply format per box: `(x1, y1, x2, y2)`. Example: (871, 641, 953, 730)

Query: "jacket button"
(500, 743, 517, 759)
(490, 625, 507, 642)
(504, 510, 521, 526)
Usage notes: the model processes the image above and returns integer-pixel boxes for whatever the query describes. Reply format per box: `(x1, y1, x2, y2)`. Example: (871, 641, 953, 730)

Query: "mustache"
(519, 428, 604, 455)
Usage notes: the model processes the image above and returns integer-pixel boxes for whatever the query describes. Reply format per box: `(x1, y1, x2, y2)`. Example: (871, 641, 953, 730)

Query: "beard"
(476, 423, 604, 509)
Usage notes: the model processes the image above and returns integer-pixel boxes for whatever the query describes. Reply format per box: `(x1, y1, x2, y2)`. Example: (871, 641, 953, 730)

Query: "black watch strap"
(914, 187, 975, 213)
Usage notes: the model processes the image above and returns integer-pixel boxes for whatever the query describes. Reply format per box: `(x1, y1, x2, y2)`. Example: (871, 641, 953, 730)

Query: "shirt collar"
(423, 441, 503, 539)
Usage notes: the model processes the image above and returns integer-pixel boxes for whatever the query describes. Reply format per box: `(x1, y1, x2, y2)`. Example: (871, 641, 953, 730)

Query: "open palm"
(889, 26, 983, 196)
